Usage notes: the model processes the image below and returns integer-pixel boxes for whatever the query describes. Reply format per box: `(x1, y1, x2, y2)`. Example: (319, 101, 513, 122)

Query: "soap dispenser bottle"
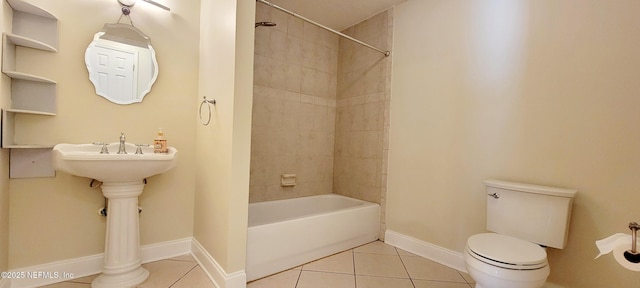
(154, 129, 168, 153)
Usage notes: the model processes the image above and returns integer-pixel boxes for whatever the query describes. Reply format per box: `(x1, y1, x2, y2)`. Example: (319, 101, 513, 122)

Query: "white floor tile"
(458, 271, 475, 284)
(48, 244, 476, 288)
(169, 253, 198, 262)
(66, 274, 97, 284)
(136, 259, 198, 287)
(400, 255, 466, 283)
(413, 279, 473, 288)
(354, 253, 409, 278)
(171, 266, 217, 288)
(40, 282, 91, 288)
(354, 241, 398, 255)
(303, 250, 354, 274)
(248, 268, 300, 288)
(355, 275, 414, 288)
(396, 248, 418, 257)
(296, 271, 355, 288)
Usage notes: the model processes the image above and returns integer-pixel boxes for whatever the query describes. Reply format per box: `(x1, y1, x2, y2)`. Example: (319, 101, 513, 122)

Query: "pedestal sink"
(53, 142, 177, 288)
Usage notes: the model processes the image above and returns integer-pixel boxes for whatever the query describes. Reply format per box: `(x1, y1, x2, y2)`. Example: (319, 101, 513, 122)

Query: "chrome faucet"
(93, 142, 109, 154)
(118, 132, 127, 154)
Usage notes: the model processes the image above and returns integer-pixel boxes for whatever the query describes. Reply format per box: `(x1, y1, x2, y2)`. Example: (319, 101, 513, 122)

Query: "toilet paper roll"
(613, 244, 640, 271)
(595, 233, 640, 271)
(595, 233, 629, 259)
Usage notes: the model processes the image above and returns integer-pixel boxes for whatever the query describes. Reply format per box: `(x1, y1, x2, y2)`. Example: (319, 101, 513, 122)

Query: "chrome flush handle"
(488, 193, 500, 199)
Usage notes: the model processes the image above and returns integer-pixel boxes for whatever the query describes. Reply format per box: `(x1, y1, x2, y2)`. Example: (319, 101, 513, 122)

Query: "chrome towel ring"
(200, 96, 217, 126)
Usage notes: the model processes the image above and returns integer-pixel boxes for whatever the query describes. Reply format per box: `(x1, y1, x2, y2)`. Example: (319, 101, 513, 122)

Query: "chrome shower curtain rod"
(256, 0, 391, 57)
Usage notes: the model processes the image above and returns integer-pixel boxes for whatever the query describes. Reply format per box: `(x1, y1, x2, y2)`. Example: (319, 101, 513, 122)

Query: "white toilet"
(465, 179, 577, 288)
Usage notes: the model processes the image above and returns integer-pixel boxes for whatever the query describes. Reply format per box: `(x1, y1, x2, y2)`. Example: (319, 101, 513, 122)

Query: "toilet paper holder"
(624, 222, 640, 263)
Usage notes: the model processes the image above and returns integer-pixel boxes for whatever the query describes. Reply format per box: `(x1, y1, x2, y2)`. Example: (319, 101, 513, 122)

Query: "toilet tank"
(485, 179, 577, 249)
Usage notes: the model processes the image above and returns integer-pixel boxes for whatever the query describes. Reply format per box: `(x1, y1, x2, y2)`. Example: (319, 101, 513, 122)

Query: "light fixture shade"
(118, 0, 136, 7)
(117, 0, 170, 11)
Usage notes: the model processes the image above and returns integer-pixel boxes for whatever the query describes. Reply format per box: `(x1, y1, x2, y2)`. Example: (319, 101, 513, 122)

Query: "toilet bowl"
(464, 233, 549, 288)
(465, 180, 577, 288)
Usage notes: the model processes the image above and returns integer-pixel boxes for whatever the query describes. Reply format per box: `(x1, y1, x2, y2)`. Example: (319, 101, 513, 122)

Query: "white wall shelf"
(1, 0, 58, 178)
(1, 109, 56, 148)
(5, 33, 57, 52)
(2, 69, 56, 83)
(6, 0, 58, 50)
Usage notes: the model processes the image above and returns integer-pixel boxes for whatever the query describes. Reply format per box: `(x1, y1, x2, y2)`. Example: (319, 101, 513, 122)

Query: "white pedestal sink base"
(92, 181, 149, 288)
(52, 143, 178, 288)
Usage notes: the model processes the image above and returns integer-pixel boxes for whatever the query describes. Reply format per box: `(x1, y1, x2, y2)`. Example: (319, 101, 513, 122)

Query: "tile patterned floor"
(248, 241, 475, 288)
(41, 254, 216, 288)
(43, 241, 475, 288)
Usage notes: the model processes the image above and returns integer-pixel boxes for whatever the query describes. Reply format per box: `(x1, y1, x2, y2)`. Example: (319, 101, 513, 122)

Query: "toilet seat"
(467, 233, 548, 271)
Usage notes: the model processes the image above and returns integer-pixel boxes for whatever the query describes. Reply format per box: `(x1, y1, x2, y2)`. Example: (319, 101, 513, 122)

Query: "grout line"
(165, 258, 198, 263)
(293, 266, 303, 288)
(456, 270, 468, 284)
(352, 249, 357, 288)
(168, 264, 199, 288)
(301, 270, 359, 276)
(300, 269, 356, 276)
(395, 247, 416, 288)
(354, 274, 414, 280)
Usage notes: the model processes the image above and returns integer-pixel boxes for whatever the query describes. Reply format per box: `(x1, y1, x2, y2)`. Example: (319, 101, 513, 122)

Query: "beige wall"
(388, 0, 640, 287)
(0, 0, 12, 274)
(194, 0, 253, 273)
(6, 0, 200, 268)
(250, 4, 338, 203)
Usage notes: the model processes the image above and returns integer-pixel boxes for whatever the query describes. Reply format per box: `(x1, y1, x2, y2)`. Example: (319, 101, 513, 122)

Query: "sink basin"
(53, 142, 177, 182)
(53, 142, 178, 288)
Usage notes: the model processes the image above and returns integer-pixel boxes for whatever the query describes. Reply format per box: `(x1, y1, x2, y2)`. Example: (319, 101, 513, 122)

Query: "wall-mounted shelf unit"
(1, 0, 58, 178)
(2, 109, 55, 148)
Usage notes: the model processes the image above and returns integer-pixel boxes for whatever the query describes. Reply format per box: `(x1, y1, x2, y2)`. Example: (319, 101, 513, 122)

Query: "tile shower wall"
(250, 5, 393, 210)
(334, 12, 393, 202)
(334, 10, 393, 236)
(250, 4, 339, 202)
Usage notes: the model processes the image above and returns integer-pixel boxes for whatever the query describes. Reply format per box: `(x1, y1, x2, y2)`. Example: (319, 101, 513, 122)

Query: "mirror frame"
(85, 23, 159, 105)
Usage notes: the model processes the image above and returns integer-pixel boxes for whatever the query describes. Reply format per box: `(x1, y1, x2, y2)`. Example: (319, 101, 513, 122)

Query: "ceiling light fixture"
(117, 0, 171, 12)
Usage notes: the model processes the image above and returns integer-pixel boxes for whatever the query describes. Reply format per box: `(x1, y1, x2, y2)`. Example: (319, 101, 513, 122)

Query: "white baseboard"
(141, 237, 194, 263)
(8, 237, 192, 288)
(384, 230, 467, 273)
(191, 238, 246, 288)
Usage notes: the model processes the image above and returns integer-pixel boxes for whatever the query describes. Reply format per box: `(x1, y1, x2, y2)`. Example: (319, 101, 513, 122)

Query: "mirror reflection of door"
(93, 44, 139, 102)
(85, 23, 158, 105)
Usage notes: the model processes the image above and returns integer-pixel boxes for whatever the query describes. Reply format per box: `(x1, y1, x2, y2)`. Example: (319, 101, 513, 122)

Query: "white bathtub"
(246, 194, 380, 281)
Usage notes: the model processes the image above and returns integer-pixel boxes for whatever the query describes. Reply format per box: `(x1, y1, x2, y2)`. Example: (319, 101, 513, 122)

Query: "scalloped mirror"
(85, 23, 158, 105)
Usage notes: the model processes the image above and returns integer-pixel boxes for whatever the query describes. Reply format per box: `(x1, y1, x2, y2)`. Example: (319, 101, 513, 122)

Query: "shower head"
(255, 22, 277, 28)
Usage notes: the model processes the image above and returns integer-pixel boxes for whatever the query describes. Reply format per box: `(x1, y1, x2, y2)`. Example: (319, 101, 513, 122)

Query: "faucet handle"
(93, 142, 109, 154)
(135, 144, 150, 154)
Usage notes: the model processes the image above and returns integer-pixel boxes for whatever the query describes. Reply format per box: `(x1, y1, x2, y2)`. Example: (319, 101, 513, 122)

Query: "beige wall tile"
(251, 8, 391, 206)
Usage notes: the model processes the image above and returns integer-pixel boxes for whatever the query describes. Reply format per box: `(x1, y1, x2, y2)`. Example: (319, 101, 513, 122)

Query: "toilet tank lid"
(484, 179, 577, 198)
